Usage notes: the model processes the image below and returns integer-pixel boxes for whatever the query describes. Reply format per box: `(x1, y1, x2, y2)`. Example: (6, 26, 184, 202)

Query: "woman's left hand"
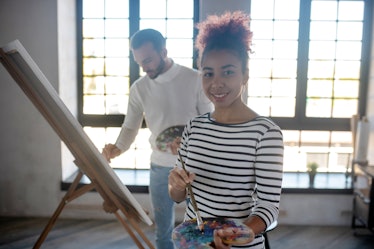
(213, 229, 231, 249)
(213, 225, 254, 248)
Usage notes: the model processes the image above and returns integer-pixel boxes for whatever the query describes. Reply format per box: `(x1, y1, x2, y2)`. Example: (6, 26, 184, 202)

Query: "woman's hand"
(213, 229, 231, 249)
(213, 225, 254, 248)
(168, 167, 195, 191)
(168, 167, 195, 202)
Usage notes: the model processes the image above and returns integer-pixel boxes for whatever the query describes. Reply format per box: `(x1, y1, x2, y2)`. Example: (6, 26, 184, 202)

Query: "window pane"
(301, 130, 330, 147)
(272, 60, 297, 78)
(309, 41, 336, 60)
(249, 59, 272, 77)
(167, 39, 193, 58)
(307, 80, 332, 98)
(140, 0, 166, 18)
(83, 58, 104, 75)
(105, 95, 128, 114)
(331, 131, 352, 147)
(84, 76, 105, 94)
(83, 19, 105, 37)
(84, 95, 105, 114)
(306, 98, 332, 117)
(274, 21, 299, 39)
(338, 1, 364, 21)
(271, 97, 295, 117)
(105, 39, 129, 57)
(251, 21, 274, 39)
(248, 79, 271, 96)
(334, 80, 359, 98)
(308, 60, 334, 79)
(337, 22, 363, 41)
(332, 99, 357, 118)
(251, 0, 274, 19)
(335, 61, 360, 79)
(105, 76, 129, 95)
(252, 40, 273, 58)
(273, 41, 298, 59)
(310, 21, 336, 40)
(105, 58, 129, 76)
(84, 127, 106, 150)
(167, 0, 193, 18)
(336, 41, 362, 60)
(83, 38, 105, 57)
(105, 0, 129, 18)
(274, 0, 300, 19)
(105, 19, 129, 37)
(272, 79, 297, 97)
(166, 20, 194, 38)
(311, 1, 337, 20)
(83, 0, 104, 18)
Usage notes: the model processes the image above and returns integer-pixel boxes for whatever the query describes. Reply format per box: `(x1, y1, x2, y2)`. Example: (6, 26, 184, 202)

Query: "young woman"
(169, 11, 284, 249)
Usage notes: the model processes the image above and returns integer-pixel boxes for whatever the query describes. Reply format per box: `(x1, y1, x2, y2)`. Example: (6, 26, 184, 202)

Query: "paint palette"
(155, 125, 185, 152)
(172, 218, 253, 249)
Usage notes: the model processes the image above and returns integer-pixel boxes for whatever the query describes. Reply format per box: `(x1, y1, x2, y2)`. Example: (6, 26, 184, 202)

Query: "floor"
(0, 217, 373, 249)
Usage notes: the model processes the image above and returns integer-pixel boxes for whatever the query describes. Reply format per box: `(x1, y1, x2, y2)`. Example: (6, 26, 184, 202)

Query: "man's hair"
(130, 29, 166, 52)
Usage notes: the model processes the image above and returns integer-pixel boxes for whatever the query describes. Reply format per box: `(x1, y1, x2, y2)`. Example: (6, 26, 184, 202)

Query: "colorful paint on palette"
(172, 218, 252, 249)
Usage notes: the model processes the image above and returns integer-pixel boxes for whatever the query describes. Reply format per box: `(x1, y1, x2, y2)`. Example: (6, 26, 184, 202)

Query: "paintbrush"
(177, 150, 204, 232)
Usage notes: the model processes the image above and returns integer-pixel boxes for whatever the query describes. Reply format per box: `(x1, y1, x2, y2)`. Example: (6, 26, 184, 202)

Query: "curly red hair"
(195, 11, 253, 71)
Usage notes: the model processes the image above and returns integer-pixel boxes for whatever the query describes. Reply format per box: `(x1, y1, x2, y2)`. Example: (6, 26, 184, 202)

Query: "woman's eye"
(203, 72, 213, 78)
(223, 70, 234, 76)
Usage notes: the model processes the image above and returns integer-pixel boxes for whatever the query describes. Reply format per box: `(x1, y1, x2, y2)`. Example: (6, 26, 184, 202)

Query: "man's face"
(132, 42, 166, 79)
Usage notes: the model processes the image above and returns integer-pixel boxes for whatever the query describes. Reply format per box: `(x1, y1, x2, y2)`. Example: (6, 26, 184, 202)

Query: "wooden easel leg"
(124, 214, 155, 249)
(33, 171, 88, 249)
(95, 182, 155, 249)
(114, 211, 147, 249)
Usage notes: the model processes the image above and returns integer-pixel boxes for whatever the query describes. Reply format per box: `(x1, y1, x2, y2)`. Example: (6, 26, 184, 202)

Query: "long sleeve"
(115, 126, 139, 152)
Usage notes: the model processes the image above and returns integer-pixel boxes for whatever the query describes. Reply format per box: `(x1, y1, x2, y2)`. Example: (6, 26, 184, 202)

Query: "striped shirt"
(177, 113, 284, 249)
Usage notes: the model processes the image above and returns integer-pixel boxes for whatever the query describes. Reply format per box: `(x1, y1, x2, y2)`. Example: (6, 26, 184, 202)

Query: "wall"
(0, 0, 62, 217)
(0, 0, 368, 227)
(366, 2, 374, 164)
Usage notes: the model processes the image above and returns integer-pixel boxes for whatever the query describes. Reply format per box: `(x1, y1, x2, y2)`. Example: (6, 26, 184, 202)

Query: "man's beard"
(148, 58, 165, 79)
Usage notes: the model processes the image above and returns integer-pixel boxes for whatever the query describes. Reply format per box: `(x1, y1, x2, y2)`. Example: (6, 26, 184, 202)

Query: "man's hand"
(102, 143, 121, 162)
(169, 136, 181, 155)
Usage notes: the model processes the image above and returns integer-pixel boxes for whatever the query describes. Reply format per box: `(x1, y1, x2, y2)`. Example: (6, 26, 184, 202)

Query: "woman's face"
(201, 49, 248, 110)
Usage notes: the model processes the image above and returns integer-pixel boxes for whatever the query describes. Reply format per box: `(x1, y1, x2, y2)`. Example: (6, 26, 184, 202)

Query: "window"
(77, 0, 197, 169)
(249, 0, 370, 176)
(77, 0, 371, 179)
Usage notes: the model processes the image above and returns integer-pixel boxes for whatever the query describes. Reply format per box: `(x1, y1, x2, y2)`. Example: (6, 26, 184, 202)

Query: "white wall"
(0, 0, 368, 226)
(0, 0, 62, 217)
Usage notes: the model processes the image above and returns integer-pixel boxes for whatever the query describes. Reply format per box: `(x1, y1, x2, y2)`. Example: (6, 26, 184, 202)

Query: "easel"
(0, 42, 155, 249)
(33, 159, 155, 249)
